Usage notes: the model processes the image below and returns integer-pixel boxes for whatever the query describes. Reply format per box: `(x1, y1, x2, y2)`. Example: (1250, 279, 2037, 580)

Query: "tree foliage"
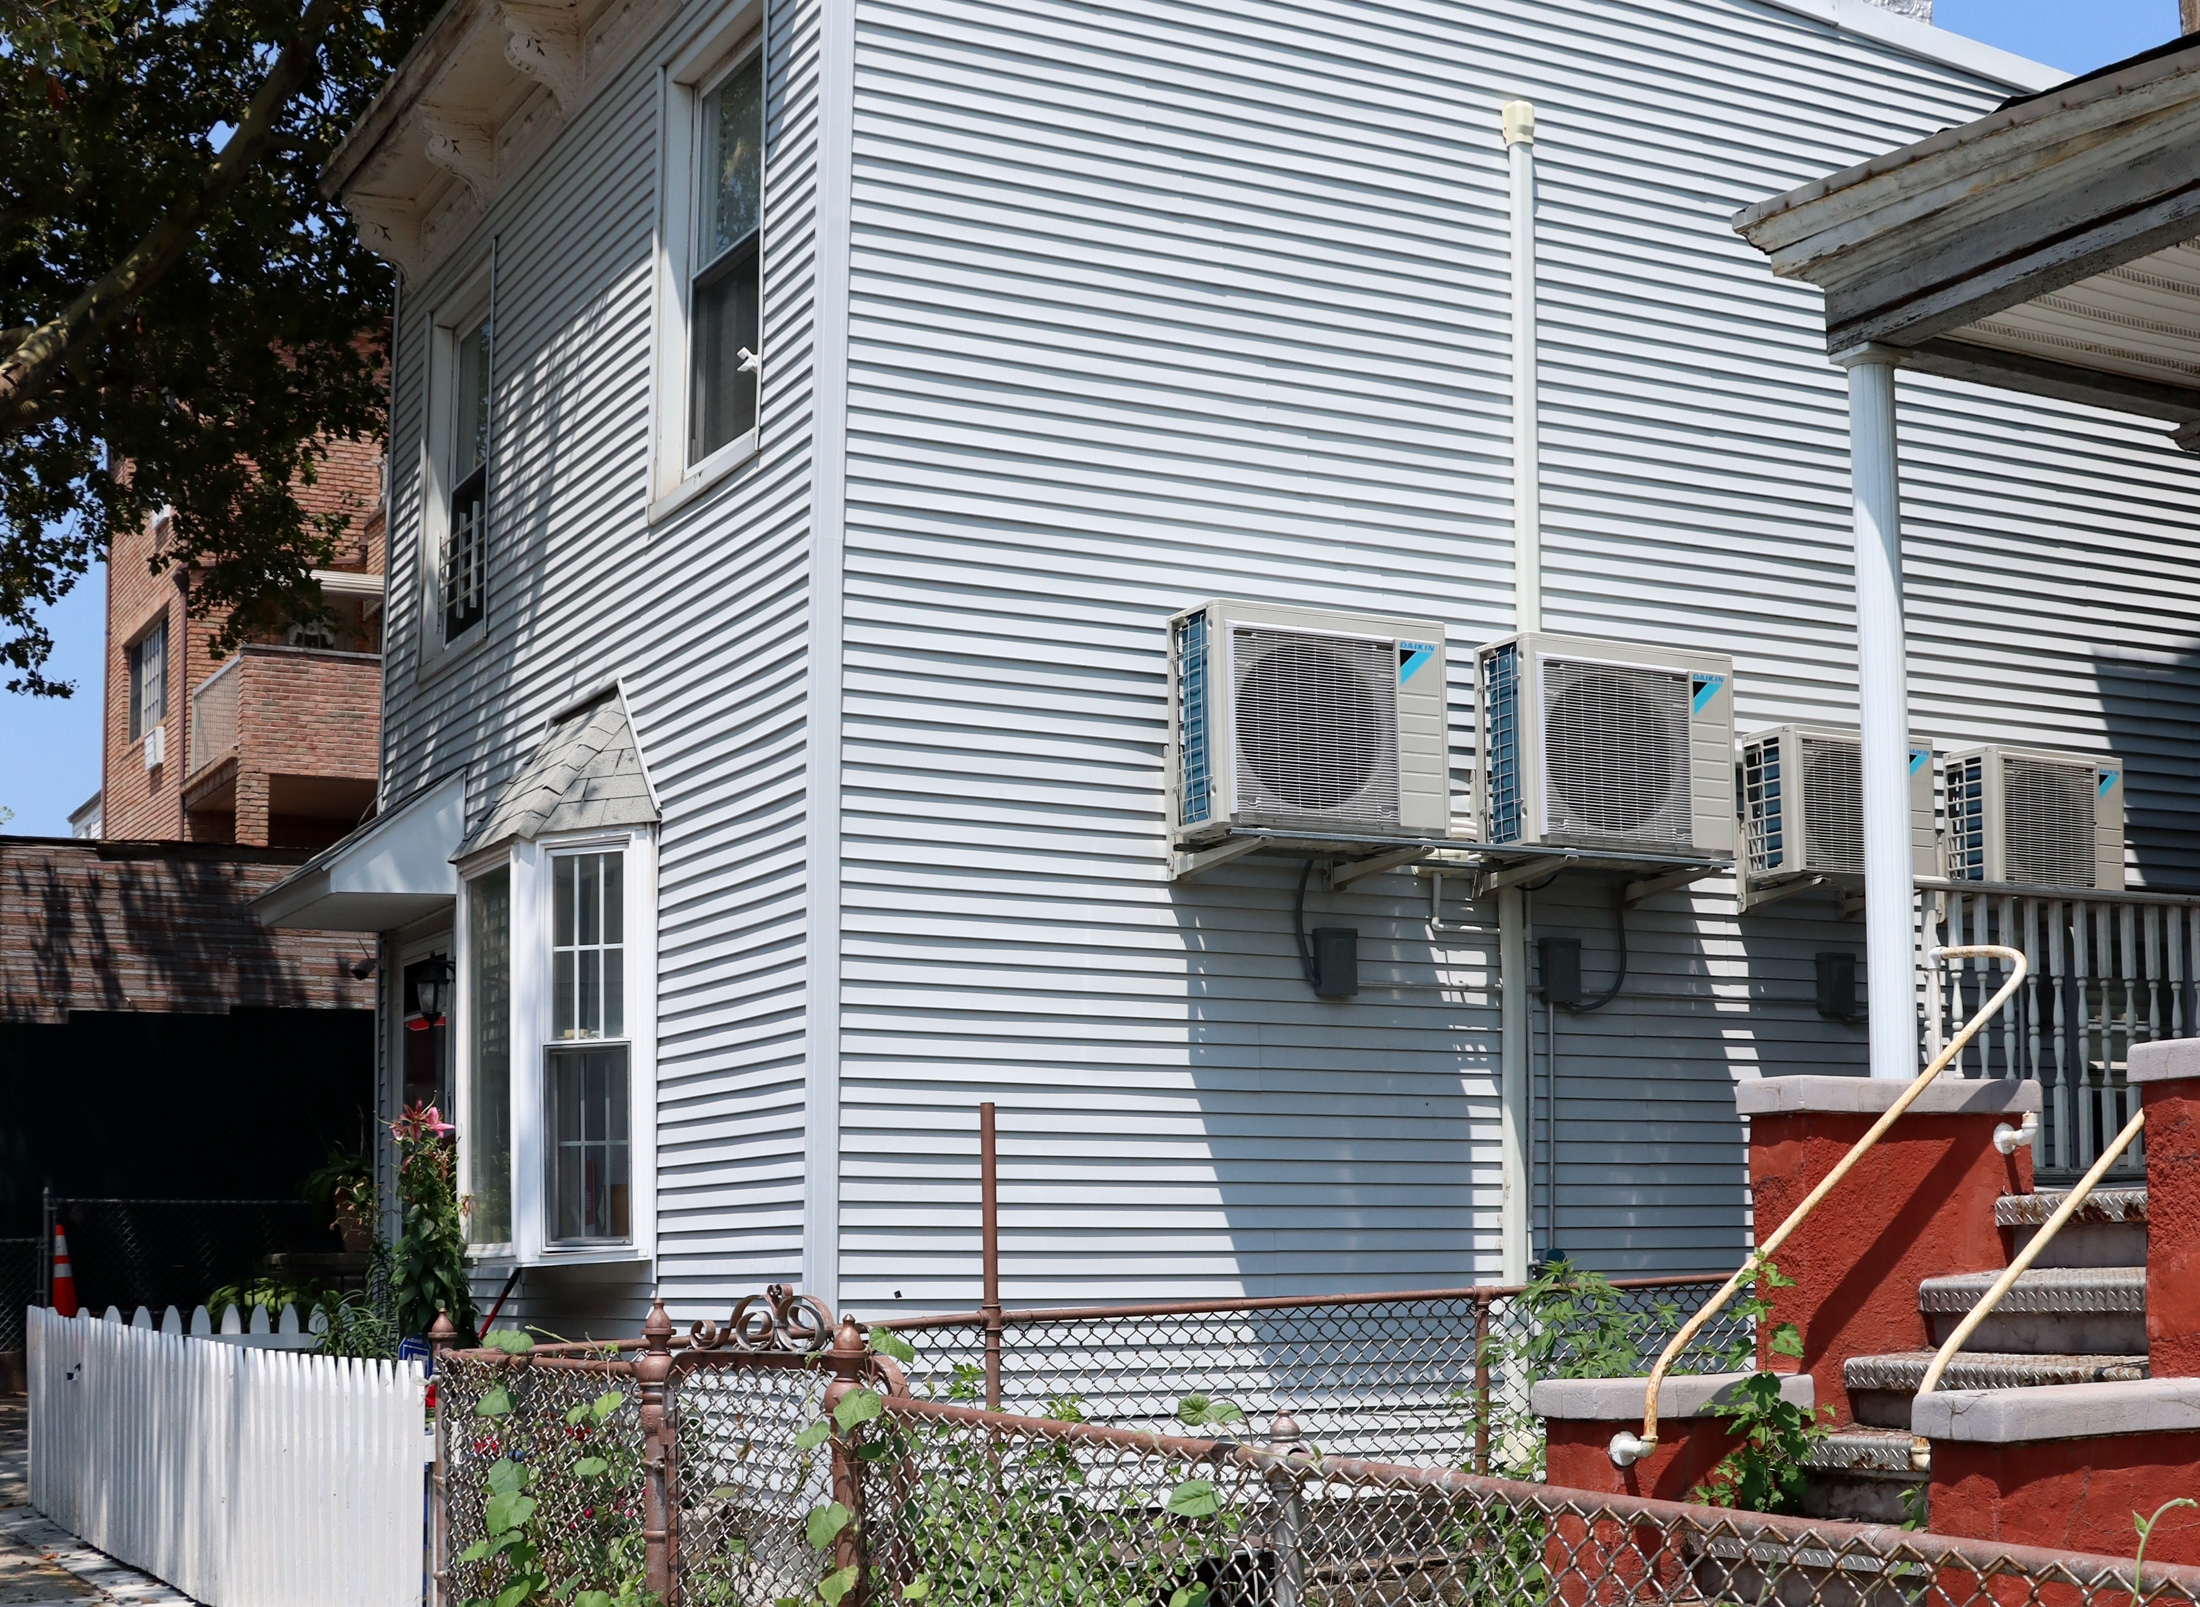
(1, 0, 433, 693)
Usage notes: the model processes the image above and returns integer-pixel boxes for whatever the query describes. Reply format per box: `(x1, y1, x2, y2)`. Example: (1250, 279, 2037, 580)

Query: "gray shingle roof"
(455, 694, 658, 861)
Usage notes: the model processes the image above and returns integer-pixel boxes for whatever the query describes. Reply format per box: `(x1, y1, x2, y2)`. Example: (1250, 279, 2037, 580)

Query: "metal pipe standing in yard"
(638, 1299, 676, 1605)
(980, 1101, 1002, 1409)
(1472, 1291, 1492, 1475)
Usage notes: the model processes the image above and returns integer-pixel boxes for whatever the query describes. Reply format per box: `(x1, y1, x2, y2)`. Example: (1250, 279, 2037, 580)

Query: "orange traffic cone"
(50, 1223, 76, 1317)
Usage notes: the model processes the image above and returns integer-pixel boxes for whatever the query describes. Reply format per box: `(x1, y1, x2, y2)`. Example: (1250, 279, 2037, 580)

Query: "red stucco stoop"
(1742, 1080, 2033, 1426)
(1928, 1433, 2200, 1565)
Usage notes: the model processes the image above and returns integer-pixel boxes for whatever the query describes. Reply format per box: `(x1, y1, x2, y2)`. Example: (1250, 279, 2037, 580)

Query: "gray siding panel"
(838, 0, 2200, 1309)
(377, 0, 823, 1330)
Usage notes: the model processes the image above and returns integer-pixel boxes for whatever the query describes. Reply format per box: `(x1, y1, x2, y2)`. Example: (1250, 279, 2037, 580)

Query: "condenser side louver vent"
(1800, 736, 1865, 876)
(1232, 627, 1399, 825)
(1949, 754, 1986, 881)
(1541, 657, 1692, 848)
(1484, 643, 1522, 845)
(1741, 738, 1783, 876)
(2002, 755, 2095, 888)
(1176, 615, 1211, 827)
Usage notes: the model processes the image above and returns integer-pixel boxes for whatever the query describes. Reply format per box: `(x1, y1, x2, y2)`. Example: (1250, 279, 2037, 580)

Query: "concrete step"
(1995, 1186, 2147, 1268)
(1843, 1349, 2147, 1428)
(1918, 1266, 2145, 1354)
(1799, 1427, 1925, 1524)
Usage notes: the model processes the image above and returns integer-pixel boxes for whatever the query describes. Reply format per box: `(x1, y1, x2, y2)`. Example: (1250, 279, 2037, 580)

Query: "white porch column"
(1840, 350, 1916, 1078)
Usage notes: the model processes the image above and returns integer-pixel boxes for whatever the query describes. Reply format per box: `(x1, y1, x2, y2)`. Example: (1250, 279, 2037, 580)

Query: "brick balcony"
(181, 645, 381, 849)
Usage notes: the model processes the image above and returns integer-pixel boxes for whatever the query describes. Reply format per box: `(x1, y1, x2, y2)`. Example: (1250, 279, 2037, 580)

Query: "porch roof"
(1732, 33, 2200, 434)
(251, 774, 465, 932)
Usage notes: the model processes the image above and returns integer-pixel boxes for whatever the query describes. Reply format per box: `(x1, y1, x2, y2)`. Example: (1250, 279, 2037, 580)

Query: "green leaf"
(592, 1389, 623, 1422)
(487, 1458, 529, 1496)
(900, 1575, 931, 1602)
(819, 1566, 860, 1605)
(708, 1486, 739, 1501)
(805, 1502, 852, 1551)
(1169, 1586, 1210, 1607)
(484, 1329, 534, 1354)
(572, 1592, 613, 1607)
(493, 1583, 532, 1607)
(1165, 1479, 1219, 1518)
(868, 1326, 917, 1364)
(457, 1540, 492, 1563)
(1176, 1393, 1211, 1424)
(1769, 1322, 1804, 1359)
(833, 1387, 883, 1432)
(474, 1385, 514, 1419)
(572, 1456, 608, 1478)
(483, 1491, 536, 1534)
(794, 1420, 831, 1452)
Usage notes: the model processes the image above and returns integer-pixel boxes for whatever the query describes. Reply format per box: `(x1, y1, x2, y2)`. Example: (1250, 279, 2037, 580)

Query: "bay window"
(454, 828, 654, 1264)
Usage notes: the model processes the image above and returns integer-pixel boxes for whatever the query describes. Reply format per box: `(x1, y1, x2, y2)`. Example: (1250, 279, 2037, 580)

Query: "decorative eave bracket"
(496, 0, 582, 112)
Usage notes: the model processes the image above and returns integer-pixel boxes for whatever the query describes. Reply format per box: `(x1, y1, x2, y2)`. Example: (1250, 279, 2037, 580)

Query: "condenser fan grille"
(1800, 737, 1865, 875)
(1540, 657, 1692, 847)
(2002, 756, 2094, 887)
(1232, 628, 1398, 824)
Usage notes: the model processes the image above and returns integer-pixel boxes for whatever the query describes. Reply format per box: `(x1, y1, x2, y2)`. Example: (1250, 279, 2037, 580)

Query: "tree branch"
(0, 0, 347, 430)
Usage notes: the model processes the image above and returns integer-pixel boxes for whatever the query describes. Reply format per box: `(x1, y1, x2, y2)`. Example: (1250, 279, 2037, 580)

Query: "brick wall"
(0, 838, 376, 1022)
(100, 437, 386, 844)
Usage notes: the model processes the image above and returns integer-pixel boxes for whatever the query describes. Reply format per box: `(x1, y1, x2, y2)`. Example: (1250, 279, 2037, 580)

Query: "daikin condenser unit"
(1167, 600, 1448, 843)
(1738, 726, 1935, 884)
(1944, 745, 2125, 891)
(1474, 632, 1734, 857)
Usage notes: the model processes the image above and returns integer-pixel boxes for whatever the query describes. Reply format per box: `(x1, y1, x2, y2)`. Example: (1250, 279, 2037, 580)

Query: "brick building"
(98, 436, 387, 848)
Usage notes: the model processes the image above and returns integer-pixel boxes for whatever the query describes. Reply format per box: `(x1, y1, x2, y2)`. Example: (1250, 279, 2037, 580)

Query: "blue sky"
(0, 3, 2179, 835)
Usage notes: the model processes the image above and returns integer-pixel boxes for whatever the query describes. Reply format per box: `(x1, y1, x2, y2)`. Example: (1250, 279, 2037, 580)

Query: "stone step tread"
(1995, 1187, 2147, 1228)
(1803, 1427, 1924, 1477)
(1917, 1265, 2145, 1314)
(1844, 1350, 2146, 1391)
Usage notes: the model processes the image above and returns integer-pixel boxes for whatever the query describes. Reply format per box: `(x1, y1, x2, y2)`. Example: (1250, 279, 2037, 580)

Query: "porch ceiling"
(1733, 34, 2200, 430)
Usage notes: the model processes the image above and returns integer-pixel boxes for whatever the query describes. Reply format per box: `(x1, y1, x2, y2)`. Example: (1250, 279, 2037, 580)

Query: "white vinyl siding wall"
(375, 0, 825, 1329)
(832, 0, 2200, 1308)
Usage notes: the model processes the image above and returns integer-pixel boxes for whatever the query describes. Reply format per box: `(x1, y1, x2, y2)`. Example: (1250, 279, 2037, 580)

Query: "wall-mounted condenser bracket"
(1168, 826, 1730, 902)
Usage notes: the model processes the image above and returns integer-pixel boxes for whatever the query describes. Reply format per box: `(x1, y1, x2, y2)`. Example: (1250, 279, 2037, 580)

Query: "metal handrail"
(1908, 1101, 2146, 1471)
(1609, 943, 2029, 1467)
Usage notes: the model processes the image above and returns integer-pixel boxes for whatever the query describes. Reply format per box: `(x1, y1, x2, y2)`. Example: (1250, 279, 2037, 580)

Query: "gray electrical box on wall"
(1166, 599, 1449, 846)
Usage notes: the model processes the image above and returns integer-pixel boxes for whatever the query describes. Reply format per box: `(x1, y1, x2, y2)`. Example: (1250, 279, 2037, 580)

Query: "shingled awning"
(455, 692, 659, 862)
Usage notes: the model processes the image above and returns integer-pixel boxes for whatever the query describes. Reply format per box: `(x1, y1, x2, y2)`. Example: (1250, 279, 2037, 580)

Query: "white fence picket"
(25, 1306, 425, 1607)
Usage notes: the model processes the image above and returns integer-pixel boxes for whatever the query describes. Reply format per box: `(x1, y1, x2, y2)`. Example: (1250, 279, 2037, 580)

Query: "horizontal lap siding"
(376, 0, 821, 1329)
(840, 0, 2200, 1302)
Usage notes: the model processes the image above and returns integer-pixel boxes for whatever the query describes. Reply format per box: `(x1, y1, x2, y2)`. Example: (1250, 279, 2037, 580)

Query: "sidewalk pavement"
(0, 1400, 193, 1606)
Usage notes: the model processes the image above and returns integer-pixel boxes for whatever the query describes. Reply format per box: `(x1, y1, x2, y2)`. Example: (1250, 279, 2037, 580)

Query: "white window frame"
(417, 271, 494, 678)
(454, 863, 517, 1259)
(455, 826, 658, 1268)
(648, 2, 765, 520)
(125, 612, 168, 745)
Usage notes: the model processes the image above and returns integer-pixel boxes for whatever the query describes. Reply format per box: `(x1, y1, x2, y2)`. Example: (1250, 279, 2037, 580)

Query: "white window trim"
(124, 612, 169, 746)
(454, 865, 516, 1260)
(417, 271, 494, 678)
(456, 827, 658, 1268)
(647, 3, 764, 520)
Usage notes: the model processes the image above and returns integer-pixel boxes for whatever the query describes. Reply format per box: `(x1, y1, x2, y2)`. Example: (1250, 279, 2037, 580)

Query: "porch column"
(1840, 350, 1915, 1079)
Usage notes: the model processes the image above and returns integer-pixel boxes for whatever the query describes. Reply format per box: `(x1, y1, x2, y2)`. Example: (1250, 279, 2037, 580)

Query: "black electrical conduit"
(1293, 861, 1319, 990)
(1569, 879, 1629, 1012)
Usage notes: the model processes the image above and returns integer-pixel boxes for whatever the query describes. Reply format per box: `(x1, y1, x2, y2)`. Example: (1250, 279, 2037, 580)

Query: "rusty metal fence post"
(1472, 1290, 1492, 1475)
(637, 1298, 676, 1605)
(428, 1309, 458, 1607)
(823, 1316, 872, 1606)
(979, 1102, 1003, 1410)
(1265, 1411, 1304, 1607)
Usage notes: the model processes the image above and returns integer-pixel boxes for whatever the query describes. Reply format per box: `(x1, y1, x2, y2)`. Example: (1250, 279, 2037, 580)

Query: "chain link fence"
(41, 1196, 342, 1316)
(876, 1276, 1751, 1471)
(0, 1237, 38, 1356)
(432, 1289, 2195, 1607)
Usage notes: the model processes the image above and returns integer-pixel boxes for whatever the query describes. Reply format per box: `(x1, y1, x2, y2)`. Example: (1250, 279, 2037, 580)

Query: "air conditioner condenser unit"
(1945, 744, 2125, 891)
(1168, 600, 1448, 844)
(1738, 725, 1934, 897)
(1475, 631, 1734, 858)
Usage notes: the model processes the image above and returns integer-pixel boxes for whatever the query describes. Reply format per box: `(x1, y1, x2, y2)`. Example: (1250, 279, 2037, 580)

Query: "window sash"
(552, 851, 625, 1041)
(547, 1045, 630, 1242)
(442, 315, 491, 643)
(128, 618, 166, 741)
(688, 49, 763, 465)
(469, 868, 513, 1245)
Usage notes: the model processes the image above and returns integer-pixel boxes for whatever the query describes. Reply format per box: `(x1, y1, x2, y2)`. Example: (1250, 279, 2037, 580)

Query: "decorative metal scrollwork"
(686, 1283, 835, 1354)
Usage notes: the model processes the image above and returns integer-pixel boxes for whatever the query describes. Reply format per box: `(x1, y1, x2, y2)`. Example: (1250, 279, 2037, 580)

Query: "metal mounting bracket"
(1623, 865, 1722, 906)
(1476, 854, 1578, 897)
(1325, 847, 1431, 892)
(1169, 835, 1264, 882)
(1736, 874, 1833, 915)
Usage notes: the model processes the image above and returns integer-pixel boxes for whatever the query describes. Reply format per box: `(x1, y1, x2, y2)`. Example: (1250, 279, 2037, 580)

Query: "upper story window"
(444, 317, 491, 642)
(690, 49, 762, 464)
(126, 615, 167, 742)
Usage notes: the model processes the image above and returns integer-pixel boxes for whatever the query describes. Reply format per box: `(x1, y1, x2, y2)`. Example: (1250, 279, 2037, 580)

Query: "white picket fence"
(28, 1306, 427, 1607)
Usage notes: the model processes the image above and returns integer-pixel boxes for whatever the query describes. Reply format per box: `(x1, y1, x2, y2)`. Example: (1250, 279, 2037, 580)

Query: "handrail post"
(1611, 944, 2029, 1467)
(638, 1297, 676, 1605)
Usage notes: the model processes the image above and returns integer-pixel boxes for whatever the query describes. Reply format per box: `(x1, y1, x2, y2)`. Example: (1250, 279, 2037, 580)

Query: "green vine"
(1687, 1253, 1827, 1515)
